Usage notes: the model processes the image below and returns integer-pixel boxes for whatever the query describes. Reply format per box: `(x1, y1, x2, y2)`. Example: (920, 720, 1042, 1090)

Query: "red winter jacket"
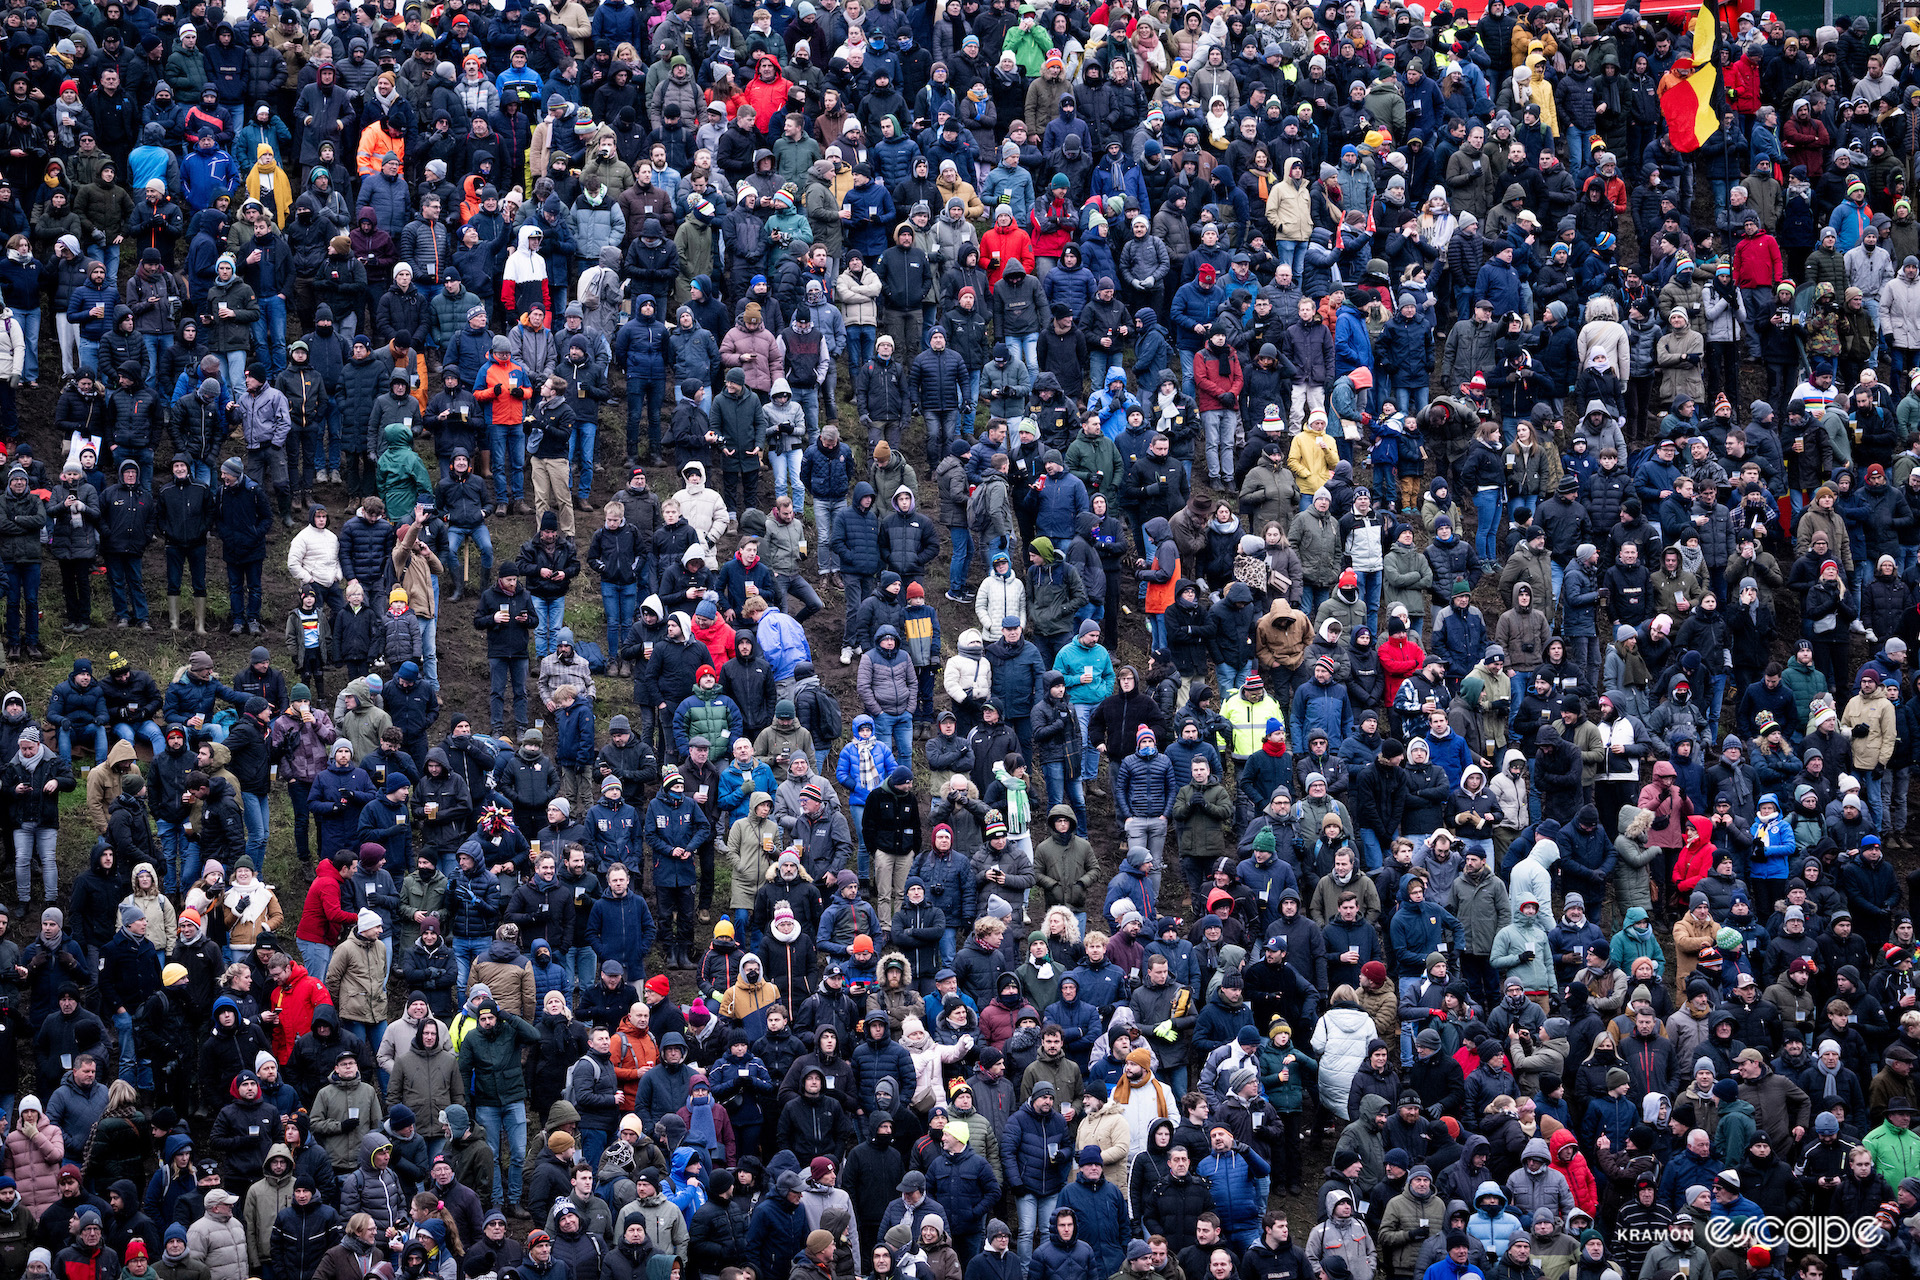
(296, 859, 357, 946)
(269, 962, 335, 1062)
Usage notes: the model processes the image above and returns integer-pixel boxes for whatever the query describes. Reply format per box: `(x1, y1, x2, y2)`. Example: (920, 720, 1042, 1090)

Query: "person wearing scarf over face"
(1113, 1045, 1175, 1153)
(502, 226, 551, 319)
(679, 1072, 734, 1166)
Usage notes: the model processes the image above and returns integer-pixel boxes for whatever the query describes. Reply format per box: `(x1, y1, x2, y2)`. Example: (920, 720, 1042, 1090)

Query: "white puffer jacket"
(287, 524, 343, 586)
(1310, 1003, 1377, 1120)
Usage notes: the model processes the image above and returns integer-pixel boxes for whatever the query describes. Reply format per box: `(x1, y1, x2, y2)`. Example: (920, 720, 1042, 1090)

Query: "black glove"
(1855, 723, 1872, 738)
(1410, 1228, 1430, 1241)
(1520, 950, 1535, 963)
(1233, 1141, 1249, 1155)
(1218, 391, 1237, 409)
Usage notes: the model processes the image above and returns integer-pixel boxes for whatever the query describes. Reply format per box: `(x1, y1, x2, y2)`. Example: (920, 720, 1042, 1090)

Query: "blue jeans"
(112, 1008, 151, 1089)
(114, 721, 167, 757)
(1012, 333, 1039, 371)
(454, 936, 491, 997)
(141, 332, 172, 393)
(1356, 827, 1385, 872)
(1015, 1193, 1058, 1263)
(876, 710, 913, 762)
(1356, 569, 1381, 631)
(488, 416, 526, 500)
(56, 723, 108, 768)
(1472, 488, 1503, 561)
(960, 370, 981, 434)
(926, 410, 962, 466)
(848, 803, 867, 876)
(948, 526, 972, 594)
(1042, 760, 1086, 834)
(771, 446, 805, 515)
(241, 790, 268, 871)
(476, 1102, 526, 1205)
(1071, 703, 1100, 788)
(601, 582, 638, 657)
(1277, 240, 1308, 276)
(323, 402, 344, 470)
(106, 553, 148, 623)
(565, 945, 597, 993)
(298, 939, 332, 976)
(156, 816, 188, 893)
(16, 307, 36, 384)
(847, 325, 876, 370)
(1216, 661, 1249, 707)
(532, 596, 565, 658)
(76, 336, 100, 376)
(448, 523, 494, 588)
(1567, 128, 1592, 174)
(253, 294, 288, 377)
(570, 411, 600, 501)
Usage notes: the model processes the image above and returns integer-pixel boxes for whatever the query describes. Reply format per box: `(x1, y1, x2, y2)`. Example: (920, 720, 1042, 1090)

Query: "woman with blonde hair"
(5, 1097, 62, 1213)
(1503, 418, 1561, 523)
(80, 1078, 146, 1188)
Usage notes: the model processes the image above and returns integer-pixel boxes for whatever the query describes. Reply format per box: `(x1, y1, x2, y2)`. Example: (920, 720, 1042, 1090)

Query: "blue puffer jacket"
(591, 0, 639, 45)
(1114, 750, 1174, 820)
(587, 889, 656, 973)
(1196, 1144, 1270, 1235)
(1033, 462, 1089, 543)
(1056, 1172, 1129, 1279)
(1062, 957, 1127, 1012)
(1041, 990, 1101, 1061)
(162, 671, 245, 723)
(872, 136, 920, 188)
(928, 1145, 1001, 1237)
(68, 282, 120, 340)
(1043, 256, 1096, 316)
(802, 442, 854, 501)
(1002, 1099, 1070, 1194)
(46, 668, 107, 731)
(851, 1021, 915, 1112)
(613, 305, 669, 380)
(646, 789, 710, 887)
(1029, 1211, 1097, 1280)
(357, 173, 412, 234)
(830, 482, 883, 575)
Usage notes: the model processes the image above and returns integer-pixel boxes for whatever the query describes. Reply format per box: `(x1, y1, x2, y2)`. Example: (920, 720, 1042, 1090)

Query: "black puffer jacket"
(339, 515, 395, 589)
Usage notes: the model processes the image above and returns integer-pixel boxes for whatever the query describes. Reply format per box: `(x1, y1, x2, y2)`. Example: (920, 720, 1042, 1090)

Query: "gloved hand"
(1154, 1020, 1176, 1041)
(1410, 1228, 1430, 1241)
(1233, 1142, 1249, 1155)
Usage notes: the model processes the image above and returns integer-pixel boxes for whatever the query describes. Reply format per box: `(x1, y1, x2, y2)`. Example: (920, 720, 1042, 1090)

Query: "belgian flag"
(1659, 4, 1722, 153)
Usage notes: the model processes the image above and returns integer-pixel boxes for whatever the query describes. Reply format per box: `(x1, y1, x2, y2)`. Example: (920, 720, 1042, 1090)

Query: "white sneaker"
(841, 646, 854, 665)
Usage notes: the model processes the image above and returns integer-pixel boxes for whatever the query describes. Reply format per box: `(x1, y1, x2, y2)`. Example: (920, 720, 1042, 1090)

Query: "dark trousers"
(699, 842, 715, 909)
(58, 558, 91, 624)
(490, 655, 530, 733)
(660, 883, 696, 947)
(723, 468, 761, 516)
(288, 778, 314, 861)
(167, 543, 209, 596)
(841, 572, 875, 647)
(226, 559, 264, 623)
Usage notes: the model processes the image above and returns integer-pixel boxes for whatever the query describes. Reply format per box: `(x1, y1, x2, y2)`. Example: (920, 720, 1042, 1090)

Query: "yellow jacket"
(1287, 424, 1340, 495)
(1221, 691, 1283, 758)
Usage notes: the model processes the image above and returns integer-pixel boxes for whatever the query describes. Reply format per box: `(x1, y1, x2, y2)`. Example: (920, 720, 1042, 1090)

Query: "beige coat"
(836, 266, 882, 326)
(1844, 683, 1897, 768)
(1078, 1097, 1133, 1194)
(1266, 177, 1312, 240)
(326, 931, 387, 1023)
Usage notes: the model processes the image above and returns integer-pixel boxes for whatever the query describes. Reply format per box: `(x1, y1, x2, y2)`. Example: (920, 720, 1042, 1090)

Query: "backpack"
(564, 1052, 614, 1106)
(965, 474, 1000, 540)
(575, 639, 608, 673)
(801, 682, 843, 744)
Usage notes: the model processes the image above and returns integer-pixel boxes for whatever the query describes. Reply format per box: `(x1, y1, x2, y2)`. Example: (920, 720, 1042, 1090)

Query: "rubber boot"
(193, 599, 207, 634)
(168, 596, 180, 631)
